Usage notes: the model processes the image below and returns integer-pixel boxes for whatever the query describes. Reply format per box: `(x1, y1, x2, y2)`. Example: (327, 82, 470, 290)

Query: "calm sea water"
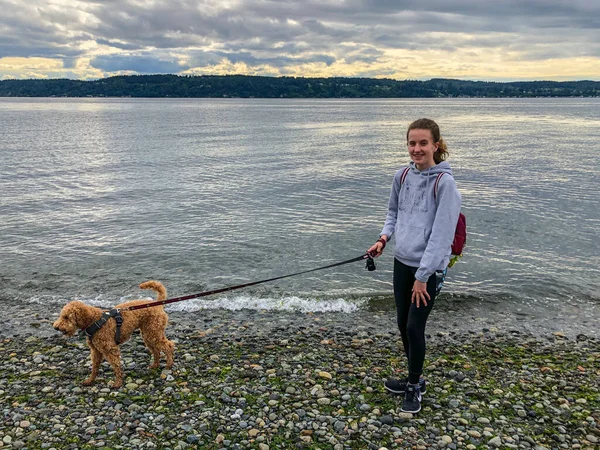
(1, 97, 599, 328)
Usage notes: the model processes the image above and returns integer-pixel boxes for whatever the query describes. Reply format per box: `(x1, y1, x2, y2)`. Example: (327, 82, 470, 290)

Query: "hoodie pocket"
(395, 225, 427, 260)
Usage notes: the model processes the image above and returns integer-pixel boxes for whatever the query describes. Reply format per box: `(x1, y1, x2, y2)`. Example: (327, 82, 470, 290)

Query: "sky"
(1, 0, 599, 82)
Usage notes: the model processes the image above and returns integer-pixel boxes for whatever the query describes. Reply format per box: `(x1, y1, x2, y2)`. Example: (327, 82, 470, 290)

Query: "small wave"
(22, 292, 149, 309)
(165, 294, 363, 313)
(10, 286, 599, 317)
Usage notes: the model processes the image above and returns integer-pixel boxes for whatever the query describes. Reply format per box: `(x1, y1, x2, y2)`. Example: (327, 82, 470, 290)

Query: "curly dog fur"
(53, 281, 175, 388)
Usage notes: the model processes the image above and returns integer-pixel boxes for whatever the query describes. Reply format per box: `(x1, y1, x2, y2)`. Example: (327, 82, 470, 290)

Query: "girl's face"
(407, 128, 437, 170)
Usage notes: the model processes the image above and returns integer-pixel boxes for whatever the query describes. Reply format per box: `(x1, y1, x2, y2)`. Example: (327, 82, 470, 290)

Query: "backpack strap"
(434, 172, 444, 202)
(400, 167, 410, 185)
(404, 169, 445, 200)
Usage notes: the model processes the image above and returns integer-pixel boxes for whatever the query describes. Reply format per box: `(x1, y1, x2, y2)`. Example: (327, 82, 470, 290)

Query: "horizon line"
(1, 74, 599, 84)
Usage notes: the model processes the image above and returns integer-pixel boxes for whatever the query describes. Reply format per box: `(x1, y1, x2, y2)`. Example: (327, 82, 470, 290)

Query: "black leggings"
(393, 258, 438, 384)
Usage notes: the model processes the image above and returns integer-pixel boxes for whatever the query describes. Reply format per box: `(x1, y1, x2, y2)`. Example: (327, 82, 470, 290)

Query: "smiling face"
(53, 301, 84, 336)
(407, 128, 438, 171)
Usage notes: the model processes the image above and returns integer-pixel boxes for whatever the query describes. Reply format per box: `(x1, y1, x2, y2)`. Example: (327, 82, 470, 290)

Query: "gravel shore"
(1, 308, 599, 450)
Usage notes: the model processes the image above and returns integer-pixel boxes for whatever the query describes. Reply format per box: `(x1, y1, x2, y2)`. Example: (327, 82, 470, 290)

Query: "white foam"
(25, 295, 66, 306)
(165, 294, 363, 313)
(27, 292, 367, 314)
(28, 293, 148, 309)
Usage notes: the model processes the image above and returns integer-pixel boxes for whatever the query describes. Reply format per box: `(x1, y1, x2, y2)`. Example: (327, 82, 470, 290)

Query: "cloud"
(90, 54, 186, 74)
(0, 0, 599, 80)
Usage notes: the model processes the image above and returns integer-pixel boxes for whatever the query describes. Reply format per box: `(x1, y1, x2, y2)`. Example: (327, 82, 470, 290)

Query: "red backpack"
(400, 168, 467, 265)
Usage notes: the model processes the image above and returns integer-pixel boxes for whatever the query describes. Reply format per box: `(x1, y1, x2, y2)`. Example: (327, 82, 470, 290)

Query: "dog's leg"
(148, 345, 161, 369)
(82, 346, 103, 386)
(104, 348, 124, 388)
(164, 339, 175, 369)
(142, 332, 163, 369)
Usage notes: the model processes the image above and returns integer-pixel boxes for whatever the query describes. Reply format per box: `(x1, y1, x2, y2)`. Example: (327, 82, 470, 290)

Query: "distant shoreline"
(1, 74, 599, 98)
(2, 95, 599, 99)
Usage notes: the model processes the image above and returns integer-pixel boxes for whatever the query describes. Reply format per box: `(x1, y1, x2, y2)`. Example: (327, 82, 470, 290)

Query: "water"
(1, 97, 599, 332)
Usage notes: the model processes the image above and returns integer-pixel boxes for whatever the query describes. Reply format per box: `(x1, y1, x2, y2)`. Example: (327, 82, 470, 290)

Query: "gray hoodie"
(380, 161, 461, 282)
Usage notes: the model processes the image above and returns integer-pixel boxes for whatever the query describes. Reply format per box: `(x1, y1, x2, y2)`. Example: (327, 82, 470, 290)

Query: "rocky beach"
(1, 305, 599, 450)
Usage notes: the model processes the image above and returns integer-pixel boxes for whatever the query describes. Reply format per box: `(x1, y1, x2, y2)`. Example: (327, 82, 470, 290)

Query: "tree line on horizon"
(0, 75, 599, 98)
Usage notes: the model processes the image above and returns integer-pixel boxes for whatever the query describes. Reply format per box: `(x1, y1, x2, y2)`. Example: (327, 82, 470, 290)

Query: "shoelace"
(405, 385, 420, 402)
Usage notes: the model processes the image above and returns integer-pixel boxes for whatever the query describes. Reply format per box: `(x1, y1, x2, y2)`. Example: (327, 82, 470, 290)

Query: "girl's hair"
(406, 118, 449, 164)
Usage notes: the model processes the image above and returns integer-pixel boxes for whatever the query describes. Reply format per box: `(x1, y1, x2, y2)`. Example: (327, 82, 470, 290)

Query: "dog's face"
(53, 301, 86, 336)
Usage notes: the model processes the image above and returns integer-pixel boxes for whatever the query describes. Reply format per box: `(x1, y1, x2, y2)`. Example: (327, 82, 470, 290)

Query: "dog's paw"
(110, 381, 123, 389)
(82, 379, 94, 386)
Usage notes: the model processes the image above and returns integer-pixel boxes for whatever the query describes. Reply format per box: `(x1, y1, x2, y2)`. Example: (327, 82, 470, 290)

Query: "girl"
(367, 118, 461, 413)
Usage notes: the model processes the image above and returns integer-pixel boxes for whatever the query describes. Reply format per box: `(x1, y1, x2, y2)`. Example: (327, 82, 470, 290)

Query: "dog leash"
(120, 253, 376, 312)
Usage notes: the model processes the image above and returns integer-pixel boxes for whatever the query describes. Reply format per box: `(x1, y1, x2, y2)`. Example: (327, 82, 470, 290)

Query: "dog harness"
(83, 308, 124, 343)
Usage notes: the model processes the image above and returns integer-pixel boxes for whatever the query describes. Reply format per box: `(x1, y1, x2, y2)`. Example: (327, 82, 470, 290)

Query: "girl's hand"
(411, 280, 430, 308)
(367, 236, 387, 258)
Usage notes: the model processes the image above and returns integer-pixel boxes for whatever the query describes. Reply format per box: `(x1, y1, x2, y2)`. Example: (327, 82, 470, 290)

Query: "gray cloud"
(218, 51, 335, 67)
(90, 54, 186, 73)
(94, 39, 144, 51)
(0, 0, 598, 79)
(342, 47, 385, 65)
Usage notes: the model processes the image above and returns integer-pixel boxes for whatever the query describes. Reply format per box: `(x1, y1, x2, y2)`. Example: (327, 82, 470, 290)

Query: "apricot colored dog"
(53, 281, 175, 388)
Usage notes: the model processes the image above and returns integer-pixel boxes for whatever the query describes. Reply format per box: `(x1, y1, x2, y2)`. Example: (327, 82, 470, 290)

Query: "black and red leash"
(121, 252, 376, 312)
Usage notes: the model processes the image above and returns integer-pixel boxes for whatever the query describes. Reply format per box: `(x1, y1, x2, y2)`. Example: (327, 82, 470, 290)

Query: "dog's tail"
(139, 280, 167, 301)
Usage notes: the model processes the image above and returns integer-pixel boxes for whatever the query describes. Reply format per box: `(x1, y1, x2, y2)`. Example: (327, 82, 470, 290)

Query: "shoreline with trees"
(1, 75, 599, 98)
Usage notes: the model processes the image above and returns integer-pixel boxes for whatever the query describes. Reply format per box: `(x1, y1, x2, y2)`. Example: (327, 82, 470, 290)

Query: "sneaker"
(384, 377, 426, 395)
(401, 384, 422, 413)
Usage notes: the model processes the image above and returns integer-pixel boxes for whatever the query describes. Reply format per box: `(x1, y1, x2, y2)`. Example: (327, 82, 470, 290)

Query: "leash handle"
(123, 253, 371, 311)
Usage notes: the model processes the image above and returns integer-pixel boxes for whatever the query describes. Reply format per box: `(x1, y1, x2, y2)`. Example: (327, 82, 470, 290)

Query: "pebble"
(488, 436, 503, 446)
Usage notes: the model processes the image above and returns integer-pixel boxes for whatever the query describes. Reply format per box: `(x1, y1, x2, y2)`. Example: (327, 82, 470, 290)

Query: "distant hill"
(0, 75, 598, 98)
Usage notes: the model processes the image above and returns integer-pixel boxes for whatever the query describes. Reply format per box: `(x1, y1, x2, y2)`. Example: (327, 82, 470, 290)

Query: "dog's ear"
(62, 304, 78, 324)
(67, 301, 85, 324)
